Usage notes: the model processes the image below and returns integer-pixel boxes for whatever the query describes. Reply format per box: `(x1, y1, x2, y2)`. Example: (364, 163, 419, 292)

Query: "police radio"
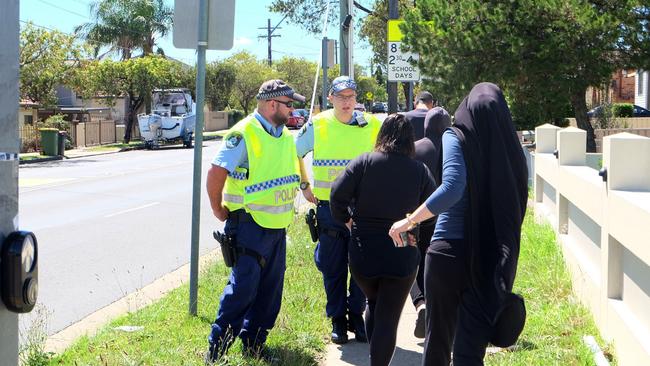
(354, 113, 368, 127)
(1, 231, 38, 313)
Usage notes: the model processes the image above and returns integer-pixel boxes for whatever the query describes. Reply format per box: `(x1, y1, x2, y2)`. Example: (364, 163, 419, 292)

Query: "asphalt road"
(18, 141, 224, 335)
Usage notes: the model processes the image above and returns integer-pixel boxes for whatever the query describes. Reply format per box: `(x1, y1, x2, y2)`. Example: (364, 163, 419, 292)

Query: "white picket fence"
(533, 124, 650, 365)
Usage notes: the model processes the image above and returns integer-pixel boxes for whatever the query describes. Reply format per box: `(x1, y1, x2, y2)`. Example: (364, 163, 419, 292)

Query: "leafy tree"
(70, 56, 188, 142)
(402, 0, 650, 151)
(273, 56, 319, 106)
(206, 61, 237, 111)
(75, 0, 173, 60)
(19, 23, 85, 108)
(224, 52, 279, 115)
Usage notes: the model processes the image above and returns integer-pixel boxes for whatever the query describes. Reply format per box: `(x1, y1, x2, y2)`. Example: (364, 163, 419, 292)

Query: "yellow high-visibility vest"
(223, 115, 300, 228)
(312, 110, 381, 200)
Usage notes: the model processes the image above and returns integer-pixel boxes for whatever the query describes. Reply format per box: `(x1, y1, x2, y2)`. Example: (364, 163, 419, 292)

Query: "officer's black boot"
(205, 341, 229, 365)
(331, 316, 349, 344)
(348, 312, 368, 343)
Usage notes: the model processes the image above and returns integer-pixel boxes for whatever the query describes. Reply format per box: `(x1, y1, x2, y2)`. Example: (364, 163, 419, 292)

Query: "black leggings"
(423, 239, 491, 366)
(351, 269, 416, 366)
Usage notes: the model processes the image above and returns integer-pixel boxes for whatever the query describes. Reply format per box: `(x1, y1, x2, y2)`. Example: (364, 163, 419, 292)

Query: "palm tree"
(75, 0, 173, 60)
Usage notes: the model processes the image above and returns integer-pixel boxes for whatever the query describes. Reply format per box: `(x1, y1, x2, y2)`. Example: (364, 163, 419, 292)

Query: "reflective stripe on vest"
(312, 110, 381, 200)
(223, 193, 244, 204)
(313, 180, 332, 189)
(247, 202, 294, 214)
(222, 115, 299, 228)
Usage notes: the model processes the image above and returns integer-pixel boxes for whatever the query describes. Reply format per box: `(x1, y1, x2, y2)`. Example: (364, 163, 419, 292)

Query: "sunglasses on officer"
(268, 99, 297, 108)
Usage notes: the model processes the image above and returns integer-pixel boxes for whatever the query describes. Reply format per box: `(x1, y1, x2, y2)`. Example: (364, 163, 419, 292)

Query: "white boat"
(137, 88, 196, 149)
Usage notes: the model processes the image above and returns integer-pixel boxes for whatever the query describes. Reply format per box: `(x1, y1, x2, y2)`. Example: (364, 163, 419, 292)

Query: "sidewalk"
(324, 304, 424, 365)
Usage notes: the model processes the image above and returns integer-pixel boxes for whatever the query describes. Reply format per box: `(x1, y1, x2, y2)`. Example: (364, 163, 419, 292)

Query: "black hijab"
(451, 82, 528, 324)
(414, 107, 451, 182)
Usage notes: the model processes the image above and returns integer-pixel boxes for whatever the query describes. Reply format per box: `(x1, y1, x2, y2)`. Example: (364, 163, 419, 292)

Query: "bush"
(39, 114, 71, 132)
(612, 103, 633, 117)
(21, 136, 40, 153)
(227, 109, 245, 127)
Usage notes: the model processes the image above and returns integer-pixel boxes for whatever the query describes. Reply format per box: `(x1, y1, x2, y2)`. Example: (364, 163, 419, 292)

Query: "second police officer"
(295, 76, 382, 344)
(205, 80, 304, 362)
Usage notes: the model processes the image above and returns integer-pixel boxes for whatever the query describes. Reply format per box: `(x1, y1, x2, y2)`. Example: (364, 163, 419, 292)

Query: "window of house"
(639, 70, 644, 96)
(24, 115, 34, 125)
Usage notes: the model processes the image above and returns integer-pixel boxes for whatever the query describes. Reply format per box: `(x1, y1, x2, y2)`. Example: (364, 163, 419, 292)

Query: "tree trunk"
(570, 88, 597, 152)
(123, 94, 144, 143)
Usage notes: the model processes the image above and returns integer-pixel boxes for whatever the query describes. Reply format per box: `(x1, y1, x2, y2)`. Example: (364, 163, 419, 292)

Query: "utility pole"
(339, 0, 354, 77)
(322, 37, 330, 109)
(0, 0, 20, 364)
(258, 15, 287, 67)
(387, 0, 398, 113)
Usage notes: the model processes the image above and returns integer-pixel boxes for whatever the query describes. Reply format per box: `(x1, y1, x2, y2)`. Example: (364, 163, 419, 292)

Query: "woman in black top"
(330, 114, 435, 366)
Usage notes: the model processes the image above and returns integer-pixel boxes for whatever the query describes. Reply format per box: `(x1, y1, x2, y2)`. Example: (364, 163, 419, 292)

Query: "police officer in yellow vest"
(295, 76, 381, 344)
(205, 80, 303, 362)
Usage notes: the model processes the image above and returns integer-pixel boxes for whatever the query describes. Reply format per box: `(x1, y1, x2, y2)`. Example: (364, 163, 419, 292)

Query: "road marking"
(19, 178, 76, 187)
(104, 202, 160, 218)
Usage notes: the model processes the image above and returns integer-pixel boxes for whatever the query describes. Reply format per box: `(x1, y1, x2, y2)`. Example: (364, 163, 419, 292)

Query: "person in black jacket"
(330, 114, 435, 366)
(409, 107, 451, 339)
(402, 91, 436, 140)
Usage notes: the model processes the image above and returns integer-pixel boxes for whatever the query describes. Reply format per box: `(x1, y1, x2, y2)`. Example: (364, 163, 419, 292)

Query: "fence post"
(534, 124, 561, 203)
(601, 132, 650, 351)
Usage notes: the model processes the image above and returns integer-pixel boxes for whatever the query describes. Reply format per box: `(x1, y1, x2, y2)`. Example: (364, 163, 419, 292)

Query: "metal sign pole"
(387, 0, 398, 114)
(188, 0, 209, 316)
(0, 0, 20, 363)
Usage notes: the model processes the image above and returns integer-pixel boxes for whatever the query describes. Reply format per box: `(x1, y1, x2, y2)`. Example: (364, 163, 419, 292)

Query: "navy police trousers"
(208, 211, 286, 350)
(314, 203, 366, 318)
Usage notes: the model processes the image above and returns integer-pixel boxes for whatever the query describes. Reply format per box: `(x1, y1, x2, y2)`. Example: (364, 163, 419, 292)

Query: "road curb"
(44, 249, 222, 354)
(19, 156, 63, 165)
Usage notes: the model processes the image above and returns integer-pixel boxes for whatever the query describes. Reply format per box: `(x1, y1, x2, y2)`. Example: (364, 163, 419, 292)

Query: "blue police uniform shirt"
(295, 110, 362, 158)
(211, 110, 284, 172)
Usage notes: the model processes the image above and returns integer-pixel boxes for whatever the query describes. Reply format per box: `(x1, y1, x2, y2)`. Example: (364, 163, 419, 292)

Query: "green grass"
(486, 210, 614, 365)
(45, 209, 614, 365)
(49, 218, 328, 366)
(84, 141, 143, 152)
(203, 130, 228, 138)
(19, 152, 50, 161)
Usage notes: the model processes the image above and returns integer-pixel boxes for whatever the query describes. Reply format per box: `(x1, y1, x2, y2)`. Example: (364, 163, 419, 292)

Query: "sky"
(19, 0, 376, 74)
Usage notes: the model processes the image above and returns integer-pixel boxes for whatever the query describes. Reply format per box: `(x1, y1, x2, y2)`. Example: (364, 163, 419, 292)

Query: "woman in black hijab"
(389, 83, 528, 365)
(409, 107, 451, 338)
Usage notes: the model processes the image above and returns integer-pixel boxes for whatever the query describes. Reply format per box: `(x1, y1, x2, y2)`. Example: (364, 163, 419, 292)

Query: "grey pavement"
(323, 303, 424, 365)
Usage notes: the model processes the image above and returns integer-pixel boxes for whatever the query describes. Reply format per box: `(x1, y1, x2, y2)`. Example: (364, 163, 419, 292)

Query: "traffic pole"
(387, 0, 398, 114)
(189, 0, 208, 316)
(0, 0, 20, 363)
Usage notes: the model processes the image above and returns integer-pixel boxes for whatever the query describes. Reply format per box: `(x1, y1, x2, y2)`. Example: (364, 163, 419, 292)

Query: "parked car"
(287, 110, 305, 129)
(371, 102, 387, 113)
(587, 104, 650, 118)
(354, 103, 366, 112)
(294, 108, 310, 121)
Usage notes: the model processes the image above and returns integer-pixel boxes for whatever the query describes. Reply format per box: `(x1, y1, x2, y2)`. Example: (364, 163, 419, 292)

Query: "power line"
(36, 0, 90, 20)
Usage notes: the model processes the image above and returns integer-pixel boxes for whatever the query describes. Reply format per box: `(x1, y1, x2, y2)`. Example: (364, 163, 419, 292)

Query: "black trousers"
(423, 239, 491, 366)
(409, 223, 435, 307)
(351, 269, 417, 366)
